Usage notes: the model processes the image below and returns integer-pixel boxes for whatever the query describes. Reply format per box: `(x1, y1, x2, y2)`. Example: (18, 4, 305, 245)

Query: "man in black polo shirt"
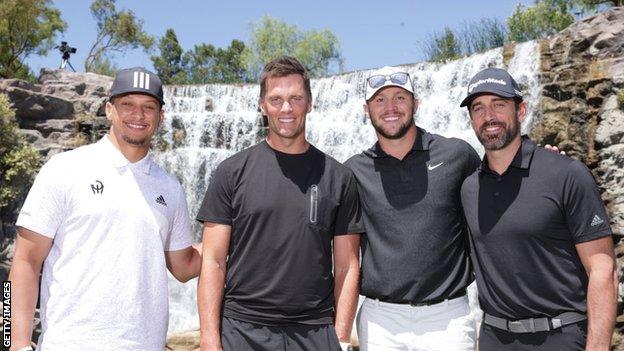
(460, 67, 617, 350)
(196, 56, 363, 351)
(345, 66, 480, 350)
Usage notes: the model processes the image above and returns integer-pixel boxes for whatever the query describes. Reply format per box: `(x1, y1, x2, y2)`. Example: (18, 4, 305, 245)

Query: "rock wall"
(523, 7, 624, 348)
(0, 69, 111, 158)
(531, 7, 624, 237)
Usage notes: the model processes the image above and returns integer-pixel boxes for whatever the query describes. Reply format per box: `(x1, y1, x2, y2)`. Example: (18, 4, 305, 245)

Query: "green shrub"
(0, 93, 41, 208)
(617, 90, 624, 111)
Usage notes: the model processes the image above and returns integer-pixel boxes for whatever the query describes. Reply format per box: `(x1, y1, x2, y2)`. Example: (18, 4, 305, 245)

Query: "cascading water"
(155, 40, 541, 332)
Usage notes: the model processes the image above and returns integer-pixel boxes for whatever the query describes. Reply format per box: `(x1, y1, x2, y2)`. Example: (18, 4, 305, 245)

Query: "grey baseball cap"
(460, 67, 523, 107)
(109, 67, 165, 106)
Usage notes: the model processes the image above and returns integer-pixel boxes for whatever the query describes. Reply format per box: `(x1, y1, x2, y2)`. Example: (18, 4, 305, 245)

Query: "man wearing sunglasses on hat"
(460, 67, 616, 350)
(345, 66, 480, 350)
(8, 67, 202, 351)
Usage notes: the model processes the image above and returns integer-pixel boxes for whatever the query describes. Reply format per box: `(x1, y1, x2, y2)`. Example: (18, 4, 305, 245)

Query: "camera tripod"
(60, 52, 76, 72)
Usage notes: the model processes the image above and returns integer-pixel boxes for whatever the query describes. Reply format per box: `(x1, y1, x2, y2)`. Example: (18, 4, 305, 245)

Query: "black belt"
(483, 312, 587, 334)
(376, 290, 467, 307)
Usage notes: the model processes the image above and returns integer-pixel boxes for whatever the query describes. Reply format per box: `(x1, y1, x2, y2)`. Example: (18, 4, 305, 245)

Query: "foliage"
(184, 40, 248, 84)
(571, 0, 622, 14)
(151, 28, 187, 84)
(90, 56, 118, 77)
(0, 94, 41, 209)
(150, 28, 249, 84)
(507, 0, 575, 42)
(241, 16, 342, 79)
(422, 27, 461, 62)
(84, 0, 154, 73)
(458, 18, 507, 55)
(0, 0, 66, 79)
(617, 90, 624, 111)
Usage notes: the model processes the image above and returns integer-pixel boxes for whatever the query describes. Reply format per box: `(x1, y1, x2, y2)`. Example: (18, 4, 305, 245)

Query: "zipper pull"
(310, 184, 318, 224)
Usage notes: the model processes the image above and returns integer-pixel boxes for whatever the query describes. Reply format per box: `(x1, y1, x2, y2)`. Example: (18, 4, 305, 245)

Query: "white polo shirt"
(16, 136, 192, 351)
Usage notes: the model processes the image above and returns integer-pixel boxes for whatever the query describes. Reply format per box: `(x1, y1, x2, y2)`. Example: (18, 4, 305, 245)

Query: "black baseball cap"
(109, 67, 165, 106)
(460, 67, 523, 107)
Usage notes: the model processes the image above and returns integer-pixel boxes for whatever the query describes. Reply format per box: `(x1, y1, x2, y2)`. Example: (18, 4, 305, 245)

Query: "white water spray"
(155, 41, 541, 332)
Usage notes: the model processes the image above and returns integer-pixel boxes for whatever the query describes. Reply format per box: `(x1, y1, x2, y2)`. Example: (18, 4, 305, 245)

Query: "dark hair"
(259, 56, 311, 99)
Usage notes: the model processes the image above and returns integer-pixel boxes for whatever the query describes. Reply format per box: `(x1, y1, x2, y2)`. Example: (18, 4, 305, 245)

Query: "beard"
(371, 109, 415, 140)
(122, 134, 150, 146)
(477, 117, 520, 151)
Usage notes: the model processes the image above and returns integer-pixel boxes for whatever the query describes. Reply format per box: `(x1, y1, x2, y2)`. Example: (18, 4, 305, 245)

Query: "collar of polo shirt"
(479, 136, 536, 174)
(365, 127, 433, 158)
(98, 136, 152, 174)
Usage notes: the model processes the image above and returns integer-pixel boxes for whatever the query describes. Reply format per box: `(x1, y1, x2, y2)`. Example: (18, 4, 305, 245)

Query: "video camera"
(55, 41, 77, 71)
(57, 41, 77, 58)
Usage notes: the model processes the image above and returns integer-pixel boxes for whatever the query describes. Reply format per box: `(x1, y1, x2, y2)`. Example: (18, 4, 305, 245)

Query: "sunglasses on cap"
(367, 72, 411, 89)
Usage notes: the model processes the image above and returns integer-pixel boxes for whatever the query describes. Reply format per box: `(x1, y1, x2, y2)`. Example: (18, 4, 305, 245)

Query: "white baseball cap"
(365, 66, 415, 101)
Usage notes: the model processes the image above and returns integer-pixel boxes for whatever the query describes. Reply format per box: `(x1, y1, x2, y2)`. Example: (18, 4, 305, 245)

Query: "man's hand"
(543, 144, 566, 155)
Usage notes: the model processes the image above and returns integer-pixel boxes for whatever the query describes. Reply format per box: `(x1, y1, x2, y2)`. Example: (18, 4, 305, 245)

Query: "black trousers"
(478, 320, 587, 350)
(221, 316, 342, 351)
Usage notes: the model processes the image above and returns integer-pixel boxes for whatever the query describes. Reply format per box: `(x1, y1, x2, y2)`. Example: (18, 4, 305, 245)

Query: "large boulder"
(38, 69, 112, 116)
(0, 79, 74, 121)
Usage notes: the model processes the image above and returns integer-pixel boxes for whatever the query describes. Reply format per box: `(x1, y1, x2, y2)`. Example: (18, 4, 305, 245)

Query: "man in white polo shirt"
(8, 67, 201, 351)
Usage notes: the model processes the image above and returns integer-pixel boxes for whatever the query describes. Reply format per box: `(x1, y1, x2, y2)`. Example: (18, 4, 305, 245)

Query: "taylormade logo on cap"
(460, 67, 523, 107)
(468, 78, 506, 93)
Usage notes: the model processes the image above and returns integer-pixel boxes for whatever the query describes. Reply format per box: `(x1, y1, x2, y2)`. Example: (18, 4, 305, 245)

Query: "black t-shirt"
(345, 128, 481, 303)
(460, 137, 613, 319)
(197, 141, 364, 325)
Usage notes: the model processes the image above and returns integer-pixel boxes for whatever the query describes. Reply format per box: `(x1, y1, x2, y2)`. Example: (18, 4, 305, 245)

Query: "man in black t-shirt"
(345, 66, 480, 350)
(196, 56, 364, 351)
(460, 67, 617, 350)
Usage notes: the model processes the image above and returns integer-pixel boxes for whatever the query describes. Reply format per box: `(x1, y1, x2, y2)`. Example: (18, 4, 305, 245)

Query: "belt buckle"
(551, 318, 562, 329)
(507, 320, 529, 333)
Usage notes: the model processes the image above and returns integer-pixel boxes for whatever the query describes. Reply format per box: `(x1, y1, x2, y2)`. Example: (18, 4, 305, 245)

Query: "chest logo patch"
(427, 162, 444, 171)
(156, 195, 167, 206)
(590, 214, 604, 227)
(91, 180, 104, 195)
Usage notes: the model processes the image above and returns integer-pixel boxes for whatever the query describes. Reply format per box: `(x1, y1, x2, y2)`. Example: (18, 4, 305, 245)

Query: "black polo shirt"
(197, 141, 364, 326)
(345, 128, 480, 303)
(461, 136, 612, 319)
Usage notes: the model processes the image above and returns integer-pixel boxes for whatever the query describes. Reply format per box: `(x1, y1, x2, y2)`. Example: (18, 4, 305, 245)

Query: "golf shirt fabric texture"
(460, 136, 613, 320)
(196, 141, 364, 325)
(345, 128, 480, 303)
(16, 136, 193, 351)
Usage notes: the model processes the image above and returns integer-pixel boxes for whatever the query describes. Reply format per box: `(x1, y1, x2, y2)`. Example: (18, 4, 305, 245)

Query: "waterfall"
(155, 40, 541, 332)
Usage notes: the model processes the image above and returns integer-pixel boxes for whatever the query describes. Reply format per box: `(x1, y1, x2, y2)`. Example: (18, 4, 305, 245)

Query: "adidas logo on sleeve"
(590, 214, 604, 227)
(156, 195, 167, 206)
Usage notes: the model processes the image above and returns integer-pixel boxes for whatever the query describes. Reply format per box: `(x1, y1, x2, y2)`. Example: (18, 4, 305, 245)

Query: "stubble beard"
(371, 108, 415, 140)
(478, 117, 520, 151)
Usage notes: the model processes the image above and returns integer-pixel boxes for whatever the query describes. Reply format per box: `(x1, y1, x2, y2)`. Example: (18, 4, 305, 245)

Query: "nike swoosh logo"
(427, 162, 444, 171)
